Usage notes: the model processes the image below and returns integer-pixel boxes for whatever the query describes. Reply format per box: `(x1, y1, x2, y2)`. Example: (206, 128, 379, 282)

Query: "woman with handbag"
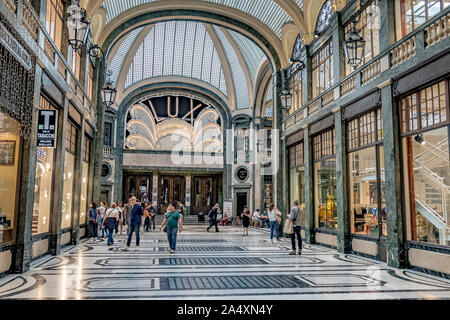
(268, 204, 282, 244)
(159, 205, 182, 253)
(102, 203, 119, 246)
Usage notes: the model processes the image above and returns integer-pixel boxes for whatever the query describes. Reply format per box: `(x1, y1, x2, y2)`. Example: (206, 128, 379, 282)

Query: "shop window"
(312, 41, 334, 98)
(313, 129, 337, 229)
(45, 0, 64, 51)
(104, 122, 113, 147)
(32, 96, 56, 236)
(401, 81, 450, 246)
(61, 121, 78, 230)
(0, 111, 21, 244)
(289, 142, 306, 226)
(344, 0, 380, 76)
(289, 71, 303, 114)
(347, 109, 386, 237)
(70, 48, 82, 80)
(80, 136, 91, 225)
(400, 0, 450, 37)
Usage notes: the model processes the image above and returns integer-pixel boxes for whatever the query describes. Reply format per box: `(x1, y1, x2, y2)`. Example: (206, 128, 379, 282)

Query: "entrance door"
(192, 176, 218, 215)
(236, 192, 248, 216)
(158, 176, 185, 214)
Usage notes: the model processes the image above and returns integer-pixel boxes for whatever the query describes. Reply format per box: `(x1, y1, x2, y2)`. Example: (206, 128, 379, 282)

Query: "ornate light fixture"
(344, 0, 371, 69)
(67, 0, 90, 52)
(102, 70, 116, 108)
(88, 44, 105, 62)
(279, 59, 305, 112)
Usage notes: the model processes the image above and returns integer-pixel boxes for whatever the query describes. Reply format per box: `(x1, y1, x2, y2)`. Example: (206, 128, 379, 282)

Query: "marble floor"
(1, 225, 450, 300)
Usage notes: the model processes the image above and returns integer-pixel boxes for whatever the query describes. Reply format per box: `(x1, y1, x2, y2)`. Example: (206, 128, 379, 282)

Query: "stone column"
(334, 107, 351, 253)
(92, 61, 105, 204)
(379, 79, 407, 269)
(303, 125, 315, 244)
(13, 61, 43, 273)
(49, 96, 69, 256)
(71, 120, 85, 245)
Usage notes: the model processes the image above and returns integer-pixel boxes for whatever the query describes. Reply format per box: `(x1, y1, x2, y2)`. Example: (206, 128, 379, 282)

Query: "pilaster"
(303, 125, 315, 244)
(71, 119, 85, 245)
(380, 80, 407, 269)
(334, 107, 351, 253)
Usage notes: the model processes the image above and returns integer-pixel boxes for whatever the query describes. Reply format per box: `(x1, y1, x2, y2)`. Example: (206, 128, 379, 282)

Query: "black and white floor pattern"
(1, 226, 450, 300)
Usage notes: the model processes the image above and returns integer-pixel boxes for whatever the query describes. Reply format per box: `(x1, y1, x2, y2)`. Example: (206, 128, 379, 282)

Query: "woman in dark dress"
(241, 206, 251, 237)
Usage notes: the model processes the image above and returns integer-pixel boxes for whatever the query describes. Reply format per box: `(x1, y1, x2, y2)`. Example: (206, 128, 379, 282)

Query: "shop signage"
(237, 167, 248, 181)
(0, 23, 32, 71)
(37, 110, 58, 148)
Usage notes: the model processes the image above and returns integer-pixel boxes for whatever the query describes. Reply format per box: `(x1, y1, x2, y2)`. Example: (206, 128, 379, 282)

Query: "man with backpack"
(206, 203, 220, 232)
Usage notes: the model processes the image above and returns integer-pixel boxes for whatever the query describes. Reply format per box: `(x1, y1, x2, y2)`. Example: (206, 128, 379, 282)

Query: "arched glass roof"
(101, 0, 302, 38)
(108, 20, 268, 110)
(124, 21, 227, 94)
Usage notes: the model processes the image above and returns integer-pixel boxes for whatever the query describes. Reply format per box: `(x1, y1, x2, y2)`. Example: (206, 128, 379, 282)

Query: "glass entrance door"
(158, 176, 186, 214)
(192, 176, 218, 215)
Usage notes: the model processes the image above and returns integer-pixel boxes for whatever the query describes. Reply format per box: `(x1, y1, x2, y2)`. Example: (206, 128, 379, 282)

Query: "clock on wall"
(315, 1, 333, 35)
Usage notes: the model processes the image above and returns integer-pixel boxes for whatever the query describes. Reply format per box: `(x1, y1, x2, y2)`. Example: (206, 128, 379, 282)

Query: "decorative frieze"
(391, 36, 416, 67)
(341, 75, 356, 97)
(22, 1, 39, 43)
(425, 13, 450, 47)
(361, 59, 381, 85)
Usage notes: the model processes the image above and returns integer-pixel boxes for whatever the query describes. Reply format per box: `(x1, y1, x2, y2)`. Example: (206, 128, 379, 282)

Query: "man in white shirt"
(289, 200, 303, 255)
(252, 209, 261, 227)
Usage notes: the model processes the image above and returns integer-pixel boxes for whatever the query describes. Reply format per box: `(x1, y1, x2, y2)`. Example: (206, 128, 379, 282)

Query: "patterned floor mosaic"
(1, 226, 450, 300)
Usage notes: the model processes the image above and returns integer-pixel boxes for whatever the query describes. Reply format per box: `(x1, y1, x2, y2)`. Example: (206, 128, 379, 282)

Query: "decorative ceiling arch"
(108, 20, 269, 111)
(96, 3, 288, 69)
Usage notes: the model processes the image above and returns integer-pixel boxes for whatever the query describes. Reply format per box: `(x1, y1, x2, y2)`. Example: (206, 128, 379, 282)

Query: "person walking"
(149, 203, 156, 231)
(117, 202, 125, 235)
(289, 200, 303, 255)
(241, 206, 251, 237)
(206, 203, 220, 232)
(143, 203, 151, 232)
(98, 202, 107, 238)
(160, 204, 182, 253)
(122, 197, 143, 251)
(88, 203, 99, 241)
(268, 204, 281, 245)
(103, 203, 119, 246)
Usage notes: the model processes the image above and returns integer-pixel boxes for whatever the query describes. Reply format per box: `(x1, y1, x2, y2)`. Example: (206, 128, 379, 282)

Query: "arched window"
(315, 1, 333, 35)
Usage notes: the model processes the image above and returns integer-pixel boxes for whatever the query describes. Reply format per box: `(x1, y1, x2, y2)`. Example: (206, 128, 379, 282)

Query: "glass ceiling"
(101, 0, 303, 38)
(109, 20, 268, 110)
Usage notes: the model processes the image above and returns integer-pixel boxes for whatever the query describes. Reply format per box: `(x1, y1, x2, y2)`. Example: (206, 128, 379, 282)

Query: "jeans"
(167, 226, 178, 250)
(270, 221, 279, 240)
(89, 221, 98, 238)
(207, 218, 218, 232)
(291, 226, 302, 251)
(107, 225, 115, 245)
(126, 223, 140, 247)
(144, 217, 150, 231)
(150, 217, 156, 230)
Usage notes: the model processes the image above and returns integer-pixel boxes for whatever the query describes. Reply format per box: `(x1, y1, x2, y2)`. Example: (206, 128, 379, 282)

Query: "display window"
(32, 96, 57, 236)
(347, 109, 386, 237)
(80, 136, 91, 225)
(313, 129, 337, 229)
(289, 142, 306, 225)
(0, 111, 21, 244)
(312, 41, 334, 98)
(401, 80, 449, 246)
(61, 121, 78, 230)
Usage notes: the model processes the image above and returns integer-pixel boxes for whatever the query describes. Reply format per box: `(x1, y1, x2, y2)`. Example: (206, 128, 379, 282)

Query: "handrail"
(284, 6, 450, 126)
(22, 0, 94, 109)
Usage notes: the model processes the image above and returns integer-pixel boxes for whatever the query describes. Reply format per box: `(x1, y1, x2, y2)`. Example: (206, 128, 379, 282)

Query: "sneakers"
(121, 247, 129, 251)
(289, 250, 296, 255)
(271, 239, 274, 244)
(297, 249, 302, 255)
(277, 240, 280, 245)
(170, 249, 175, 254)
